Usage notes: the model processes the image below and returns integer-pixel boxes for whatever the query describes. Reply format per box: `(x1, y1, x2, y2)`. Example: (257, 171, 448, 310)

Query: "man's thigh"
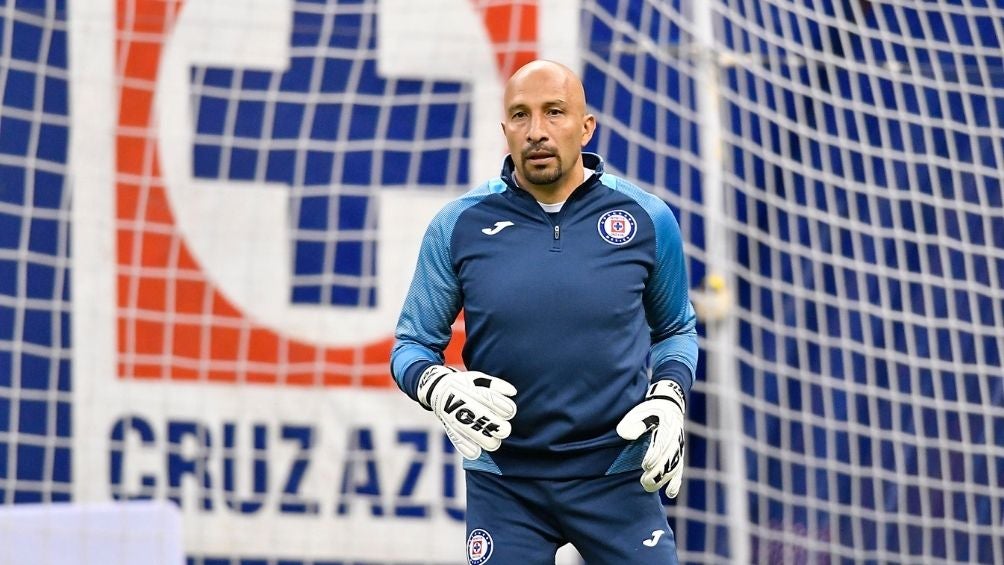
(465, 470, 678, 564)
(552, 471, 679, 564)
(465, 471, 562, 564)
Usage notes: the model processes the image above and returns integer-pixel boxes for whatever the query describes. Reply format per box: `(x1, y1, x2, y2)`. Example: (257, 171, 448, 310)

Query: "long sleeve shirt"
(390, 153, 698, 479)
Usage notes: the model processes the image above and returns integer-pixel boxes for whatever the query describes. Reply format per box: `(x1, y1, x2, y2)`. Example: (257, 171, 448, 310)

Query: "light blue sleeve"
(390, 208, 462, 399)
(633, 188, 700, 392)
(390, 187, 497, 399)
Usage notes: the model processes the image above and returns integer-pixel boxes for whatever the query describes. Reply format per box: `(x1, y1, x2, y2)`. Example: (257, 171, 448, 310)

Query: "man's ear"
(581, 114, 596, 146)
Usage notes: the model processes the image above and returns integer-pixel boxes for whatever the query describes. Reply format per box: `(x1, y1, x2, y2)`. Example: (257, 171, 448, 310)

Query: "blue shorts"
(464, 470, 678, 564)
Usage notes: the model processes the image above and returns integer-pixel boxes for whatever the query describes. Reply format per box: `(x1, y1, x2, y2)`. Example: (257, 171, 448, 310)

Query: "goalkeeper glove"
(616, 380, 687, 498)
(417, 365, 518, 460)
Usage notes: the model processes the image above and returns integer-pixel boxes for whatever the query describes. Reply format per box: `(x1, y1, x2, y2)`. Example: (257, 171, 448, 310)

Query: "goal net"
(658, 1, 1004, 563)
(1, 0, 1002, 563)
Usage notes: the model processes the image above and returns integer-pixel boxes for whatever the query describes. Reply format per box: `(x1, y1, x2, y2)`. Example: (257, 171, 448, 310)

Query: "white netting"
(0, 0, 73, 505)
(582, 1, 1003, 563)
(705, 1, 1003, 562)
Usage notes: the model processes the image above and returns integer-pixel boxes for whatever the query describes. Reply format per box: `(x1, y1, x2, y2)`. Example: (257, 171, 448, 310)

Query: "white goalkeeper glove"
(417, 365, 518, 460)
(616, 380, 687, 498)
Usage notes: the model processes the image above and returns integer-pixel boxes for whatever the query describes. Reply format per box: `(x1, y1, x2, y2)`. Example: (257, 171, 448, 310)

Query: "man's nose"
(526, 115, 548, 142)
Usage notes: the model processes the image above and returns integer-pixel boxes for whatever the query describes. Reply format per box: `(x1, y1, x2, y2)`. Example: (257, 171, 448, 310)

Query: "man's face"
(501, 66, 594, 193)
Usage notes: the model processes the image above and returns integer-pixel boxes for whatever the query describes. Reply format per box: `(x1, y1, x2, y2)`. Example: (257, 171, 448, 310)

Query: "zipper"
(547, 215, 562, 251)
(506, 180, 578, 250)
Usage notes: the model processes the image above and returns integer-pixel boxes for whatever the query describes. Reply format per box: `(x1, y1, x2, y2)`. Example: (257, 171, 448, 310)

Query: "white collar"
(527, 167, 595, 213)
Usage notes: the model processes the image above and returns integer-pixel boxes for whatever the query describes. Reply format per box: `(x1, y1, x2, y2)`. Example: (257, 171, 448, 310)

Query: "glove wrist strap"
(417, 365, 455, 410)
(648, 380, 686, 414)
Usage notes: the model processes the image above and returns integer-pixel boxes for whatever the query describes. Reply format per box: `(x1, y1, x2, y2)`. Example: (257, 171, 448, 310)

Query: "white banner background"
(69, 0, 579, 560)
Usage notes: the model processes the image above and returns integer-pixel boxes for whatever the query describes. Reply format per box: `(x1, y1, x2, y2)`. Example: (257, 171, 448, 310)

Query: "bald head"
(500, 60, 596, 203)
(503, 60, 587, 117)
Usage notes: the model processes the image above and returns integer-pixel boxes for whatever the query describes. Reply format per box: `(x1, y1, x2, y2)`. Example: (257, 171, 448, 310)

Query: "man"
(390, 60, 698, 564)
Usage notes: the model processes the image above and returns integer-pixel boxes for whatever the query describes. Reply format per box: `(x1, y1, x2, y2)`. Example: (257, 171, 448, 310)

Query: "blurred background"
(0, 0, 1002, 563)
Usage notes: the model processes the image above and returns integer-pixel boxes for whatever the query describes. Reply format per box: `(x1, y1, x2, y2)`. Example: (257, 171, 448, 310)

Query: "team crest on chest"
(467, 528, 494, 564)
(597, 209, 637, 245)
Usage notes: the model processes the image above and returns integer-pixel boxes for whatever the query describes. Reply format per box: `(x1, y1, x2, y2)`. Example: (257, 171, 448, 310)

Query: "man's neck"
(516, 164, 585, 205)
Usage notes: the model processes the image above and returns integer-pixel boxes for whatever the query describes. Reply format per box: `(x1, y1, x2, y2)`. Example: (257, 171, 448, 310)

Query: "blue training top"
(391, 153, 698, 479)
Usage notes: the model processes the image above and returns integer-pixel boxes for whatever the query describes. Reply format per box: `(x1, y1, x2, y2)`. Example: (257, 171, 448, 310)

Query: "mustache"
(522, 144, 557, 159)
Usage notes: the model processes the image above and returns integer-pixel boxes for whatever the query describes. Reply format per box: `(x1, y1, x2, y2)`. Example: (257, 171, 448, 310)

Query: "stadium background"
(1, 0, 1002, 563)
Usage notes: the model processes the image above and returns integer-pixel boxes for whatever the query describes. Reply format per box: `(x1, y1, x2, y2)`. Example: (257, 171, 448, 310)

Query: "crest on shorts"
(597, 209, 637, 245)
(467, 528, 494, 564)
